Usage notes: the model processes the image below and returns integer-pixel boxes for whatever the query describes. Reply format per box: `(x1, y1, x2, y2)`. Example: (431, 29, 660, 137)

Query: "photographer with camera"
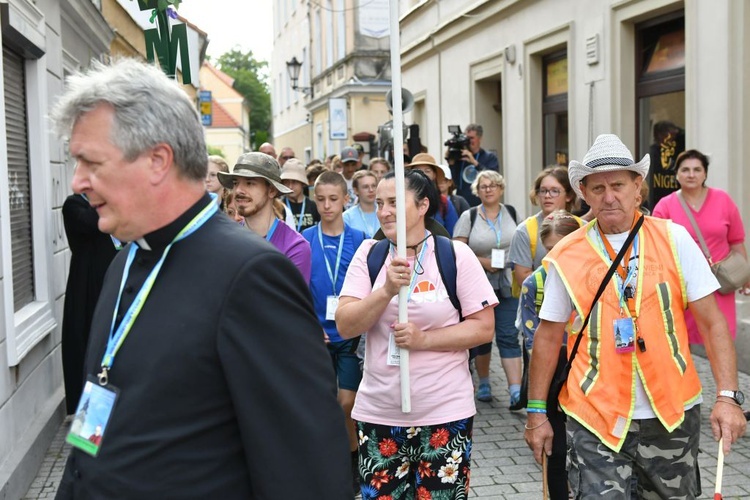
(445, 123, 499, 206)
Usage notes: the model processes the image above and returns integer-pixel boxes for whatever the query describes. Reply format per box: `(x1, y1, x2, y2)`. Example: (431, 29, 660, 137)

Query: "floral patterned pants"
(355, 418, 473, 500)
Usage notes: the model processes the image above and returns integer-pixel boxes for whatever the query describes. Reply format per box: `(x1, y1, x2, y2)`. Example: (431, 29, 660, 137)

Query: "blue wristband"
(526, 408, 547, 414)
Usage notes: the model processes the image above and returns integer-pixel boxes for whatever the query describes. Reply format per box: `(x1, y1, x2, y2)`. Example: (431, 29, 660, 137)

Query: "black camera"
(444, 125, 470, 163)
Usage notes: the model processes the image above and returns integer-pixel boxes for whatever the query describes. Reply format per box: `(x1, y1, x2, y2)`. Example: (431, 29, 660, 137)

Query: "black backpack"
(365, 235, 462, 320)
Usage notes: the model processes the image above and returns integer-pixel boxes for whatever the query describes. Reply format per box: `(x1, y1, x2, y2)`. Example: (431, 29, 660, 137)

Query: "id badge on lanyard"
(326, 295, 339, 321)
(491, 248, 505, 268)
(66, 375, 119, 457)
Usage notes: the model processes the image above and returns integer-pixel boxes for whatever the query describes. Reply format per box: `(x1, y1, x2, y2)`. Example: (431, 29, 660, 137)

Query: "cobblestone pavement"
(23, 353, 750, 499)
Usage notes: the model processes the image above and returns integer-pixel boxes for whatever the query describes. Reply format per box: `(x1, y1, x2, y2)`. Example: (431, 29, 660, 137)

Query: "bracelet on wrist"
(527, 399, 547, 409)
(715, 398, 742, 409)
(524, 418, 549, 430)
(526, 408, 547, 414)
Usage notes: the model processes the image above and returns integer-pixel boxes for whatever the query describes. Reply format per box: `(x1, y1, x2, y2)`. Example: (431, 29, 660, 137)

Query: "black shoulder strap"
(505, 204, 517, 224)
(434, 235, 462, 320)
(469, 206, 478, 231)
(564, 214, 645, 370)
(366, 239, 390, 287)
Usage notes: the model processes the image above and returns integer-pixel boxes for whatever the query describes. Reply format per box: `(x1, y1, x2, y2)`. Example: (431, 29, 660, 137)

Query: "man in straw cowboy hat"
(219, 152, 311, 281)
(524, 134, 745, 498)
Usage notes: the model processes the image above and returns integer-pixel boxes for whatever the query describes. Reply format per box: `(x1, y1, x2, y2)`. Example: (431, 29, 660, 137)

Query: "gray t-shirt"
(454, 204, 517, 294)
(509, 210, 548, 271)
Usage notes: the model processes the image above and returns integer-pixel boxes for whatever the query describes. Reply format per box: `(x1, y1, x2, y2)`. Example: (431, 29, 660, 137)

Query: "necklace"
(682, 188, 706, 210)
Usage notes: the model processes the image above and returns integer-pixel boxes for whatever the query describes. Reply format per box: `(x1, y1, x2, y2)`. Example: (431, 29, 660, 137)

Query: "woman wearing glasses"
(454, 171, 519, 406)
(510, 166, 578, 290)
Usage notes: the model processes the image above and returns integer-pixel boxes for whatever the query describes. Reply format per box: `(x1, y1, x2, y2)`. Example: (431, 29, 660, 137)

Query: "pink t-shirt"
(340, 236, 498, 426)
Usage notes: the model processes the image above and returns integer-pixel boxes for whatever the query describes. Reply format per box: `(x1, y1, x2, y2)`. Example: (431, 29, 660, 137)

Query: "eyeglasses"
(478, 184, 499, 191)
(537, 188, 563, 198)
(280, 155, 294, 160)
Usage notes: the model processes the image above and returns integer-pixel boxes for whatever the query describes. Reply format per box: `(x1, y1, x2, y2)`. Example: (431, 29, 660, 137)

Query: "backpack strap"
(526, 215, 539, 261)
(469, 206, 478, 232)
(505, 204, 518, 225)
(433, 235, 462, 319)
(533, 268, 546, 314)
(366, 239, 390, 287)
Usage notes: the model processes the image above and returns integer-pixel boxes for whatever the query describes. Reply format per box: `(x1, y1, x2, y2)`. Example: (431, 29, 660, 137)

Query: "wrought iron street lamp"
(286, 57, 312, 96)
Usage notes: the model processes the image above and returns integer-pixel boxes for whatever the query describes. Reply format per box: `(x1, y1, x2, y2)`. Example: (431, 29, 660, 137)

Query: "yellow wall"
(206, 129, 247, 165)
(199, 64, 246, 128)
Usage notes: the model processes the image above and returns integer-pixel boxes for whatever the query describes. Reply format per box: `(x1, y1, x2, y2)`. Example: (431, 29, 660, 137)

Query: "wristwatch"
(718, 390, 745, 406)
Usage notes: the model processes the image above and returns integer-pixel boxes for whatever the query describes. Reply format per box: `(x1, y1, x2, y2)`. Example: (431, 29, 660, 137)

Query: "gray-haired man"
(51, 59, 352, 499)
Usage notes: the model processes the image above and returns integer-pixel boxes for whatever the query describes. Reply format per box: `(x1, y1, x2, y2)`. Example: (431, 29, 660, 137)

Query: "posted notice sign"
(199, 90, 212, 126)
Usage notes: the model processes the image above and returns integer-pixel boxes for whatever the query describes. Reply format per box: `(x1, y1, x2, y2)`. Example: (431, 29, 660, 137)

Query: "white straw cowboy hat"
(568, 134, 650, 199)
(218, 152, 292, 194)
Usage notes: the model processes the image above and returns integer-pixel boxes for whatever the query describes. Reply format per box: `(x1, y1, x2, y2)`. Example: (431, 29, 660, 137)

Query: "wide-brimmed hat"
(280, 158, 308, 185)
(438, 164, 452, 181)
(340, 147, 359, 163)
(568, 134, 650, 199)
(218, 152, 292, 194)
(406, 153, 445, 183)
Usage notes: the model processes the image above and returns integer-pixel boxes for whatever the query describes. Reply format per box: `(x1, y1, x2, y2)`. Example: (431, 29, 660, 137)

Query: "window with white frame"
(1, 0, 57, 366)
(336, 0, 345, 61)
(314, 9, 322, 75)
(325, 0, 334, 68)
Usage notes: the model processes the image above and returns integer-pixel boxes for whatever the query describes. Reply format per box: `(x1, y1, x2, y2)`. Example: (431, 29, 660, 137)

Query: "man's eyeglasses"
(478, 184, 499, 191)
(537, 188, 562, 198)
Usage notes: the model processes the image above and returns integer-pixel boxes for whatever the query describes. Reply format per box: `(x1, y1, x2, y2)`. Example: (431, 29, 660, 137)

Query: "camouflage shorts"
(566, 405, 701, 499)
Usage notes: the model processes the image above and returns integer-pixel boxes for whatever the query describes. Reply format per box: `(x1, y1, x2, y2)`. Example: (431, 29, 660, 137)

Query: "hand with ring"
(384, 257, 411, 297)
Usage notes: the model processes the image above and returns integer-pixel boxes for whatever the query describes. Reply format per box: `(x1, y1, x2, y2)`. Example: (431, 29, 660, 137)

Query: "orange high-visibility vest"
(546, 216, 702, 452)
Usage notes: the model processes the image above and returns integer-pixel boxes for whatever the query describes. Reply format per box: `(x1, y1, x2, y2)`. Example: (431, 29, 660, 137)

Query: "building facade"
(399, 0, 750, 360)
(200, 61, 250, 163)
(0, 0, 112, 497)
(0, 1, 210, 496)
(271, 0, 393, 163)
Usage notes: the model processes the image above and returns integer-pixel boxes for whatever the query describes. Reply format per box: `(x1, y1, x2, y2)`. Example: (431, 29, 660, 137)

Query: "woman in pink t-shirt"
(653, 149, 749, 343)
(336, 170, 497, 499)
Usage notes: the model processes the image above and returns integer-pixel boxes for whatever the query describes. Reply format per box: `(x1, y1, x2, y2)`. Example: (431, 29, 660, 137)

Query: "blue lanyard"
(265, 218, 280, 241)
(481, 205, 502, 248)
(390, 231, 429, 303)
(593, 227, 639, 312)
(318, 225, 345, 295)
(285, 197, 306, 232)
(99, 199, 218, 384)
(358, 206, 376, 237)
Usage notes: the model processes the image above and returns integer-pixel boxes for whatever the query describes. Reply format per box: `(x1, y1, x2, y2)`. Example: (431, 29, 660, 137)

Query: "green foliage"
(217, 49, 271, 150)
(207, 145, 224, 157)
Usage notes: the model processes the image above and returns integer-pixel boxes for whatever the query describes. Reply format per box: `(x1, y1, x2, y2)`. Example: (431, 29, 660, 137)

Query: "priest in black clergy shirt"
(51, 58, 352, 499)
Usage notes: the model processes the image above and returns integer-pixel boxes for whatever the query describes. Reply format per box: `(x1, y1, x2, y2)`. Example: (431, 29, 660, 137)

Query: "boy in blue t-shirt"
(302, 171, 366, 490)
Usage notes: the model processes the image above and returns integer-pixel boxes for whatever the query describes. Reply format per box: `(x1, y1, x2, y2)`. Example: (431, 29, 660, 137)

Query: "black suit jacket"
(57, 195, 352, 499)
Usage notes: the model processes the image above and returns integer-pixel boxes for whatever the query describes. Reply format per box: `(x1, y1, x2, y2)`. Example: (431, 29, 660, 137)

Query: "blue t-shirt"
(303, 224, 366, 342)
(343, 205, 379, 238)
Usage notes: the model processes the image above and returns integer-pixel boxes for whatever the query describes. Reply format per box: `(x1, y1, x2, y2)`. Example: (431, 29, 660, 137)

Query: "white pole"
(389, 0, 410, 413)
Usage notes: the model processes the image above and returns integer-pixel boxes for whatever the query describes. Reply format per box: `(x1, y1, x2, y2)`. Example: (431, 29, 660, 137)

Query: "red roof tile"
(208, 98, 241, 129)
(202, 61, 235, 89)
